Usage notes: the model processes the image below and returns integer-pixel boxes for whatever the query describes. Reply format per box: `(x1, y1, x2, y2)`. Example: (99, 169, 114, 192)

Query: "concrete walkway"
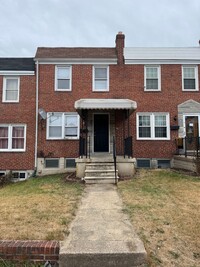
(59, 184, 147, 267)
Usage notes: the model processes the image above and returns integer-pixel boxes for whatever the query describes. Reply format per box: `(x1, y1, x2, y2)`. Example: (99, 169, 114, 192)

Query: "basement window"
(137, 159, 151, 168)
(65, 158, 76, 168)
(157, 160, 171, 168)
(0, 171, 6, 176)
(12, 172, 27, 180)
(45, 158, 59, 168)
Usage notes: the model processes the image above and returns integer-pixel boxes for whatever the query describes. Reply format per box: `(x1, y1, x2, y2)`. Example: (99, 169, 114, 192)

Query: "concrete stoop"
(84, 162, 119, 184)
(59, 184, 147, 267)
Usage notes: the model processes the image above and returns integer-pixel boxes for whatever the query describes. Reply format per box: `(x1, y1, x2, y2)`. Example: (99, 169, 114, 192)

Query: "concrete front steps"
(84, 162, 119, 184)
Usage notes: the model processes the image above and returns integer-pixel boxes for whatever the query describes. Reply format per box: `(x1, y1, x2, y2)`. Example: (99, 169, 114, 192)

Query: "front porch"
(74, 98, 137, 182)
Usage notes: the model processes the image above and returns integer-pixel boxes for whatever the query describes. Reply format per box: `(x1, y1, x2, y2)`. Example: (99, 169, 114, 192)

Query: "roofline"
(34, 58, 118, 64)
(0, 70, 35, 75)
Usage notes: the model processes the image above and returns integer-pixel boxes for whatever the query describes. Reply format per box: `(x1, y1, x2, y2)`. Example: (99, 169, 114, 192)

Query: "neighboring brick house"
(1, 33, 200, 177)
(0, 58, 36, 179)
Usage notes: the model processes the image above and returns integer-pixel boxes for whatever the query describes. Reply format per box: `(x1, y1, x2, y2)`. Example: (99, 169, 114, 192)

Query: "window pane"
(155, 127, 167, 138)
(146, 68, 158, 78)
(12, 127, 24, 137)
(184, 68, 195, 78)
(12, 127, 24, 149)
(95, 68, 107, 79)
(155, 116, 166, 126)
(146, 79, 158, 89)
(0, 127, 8, 137)
(58, 79, 70, 89)
(49, 115, 62, 126)
(139, 116, 150, 126)
(49, 126, 62, 138)
(65, 116, 77, 127)
(139, 127, 151, 137)
(95, 80, 107, 90)
(184, 79, 195, 90)
(65, 127, 78, 136)
(57, 67, 70, 79)
(5, 79, 18, 101)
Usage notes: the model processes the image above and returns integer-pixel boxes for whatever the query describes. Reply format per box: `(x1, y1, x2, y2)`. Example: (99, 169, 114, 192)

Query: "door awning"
(74, 98, 137, 116)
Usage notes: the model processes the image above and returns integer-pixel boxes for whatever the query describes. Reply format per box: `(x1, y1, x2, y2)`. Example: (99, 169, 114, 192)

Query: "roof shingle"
(35, 47, 117, 59)
(0, 58, 35, 71)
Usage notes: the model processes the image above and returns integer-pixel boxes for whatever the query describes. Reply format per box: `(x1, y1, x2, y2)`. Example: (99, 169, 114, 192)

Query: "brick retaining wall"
(0, 240, 59, 266)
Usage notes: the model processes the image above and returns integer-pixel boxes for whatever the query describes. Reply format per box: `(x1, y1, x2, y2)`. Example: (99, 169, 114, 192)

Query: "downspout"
(34, 60, 39, 175)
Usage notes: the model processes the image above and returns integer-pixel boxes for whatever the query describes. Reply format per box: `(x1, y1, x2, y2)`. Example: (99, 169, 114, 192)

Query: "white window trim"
(182, 65, 199, 91)
(137, 112, 170, 140)
(2, 76, 20, 102)
(46, 112, 80, 140)
(55, 65, 72, 91)
(12, 171, 27, 180)
(0, 124, 26, 152)
(144, 65, 161, 91)
(92, 65, 109, 92)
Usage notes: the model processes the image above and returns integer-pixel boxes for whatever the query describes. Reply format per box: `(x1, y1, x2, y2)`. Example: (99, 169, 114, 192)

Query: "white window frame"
(2, 76, 20, 102)
(12, 171, 27, 180)
(93, 65, 109, 92)
(0, 124, 26, 152)
(55, 65, 72, 91)
(144, 65, 161, 91)
(47, 112, 80, 140)
(137, 113, 170, 140)
(182, 65, 199, 91)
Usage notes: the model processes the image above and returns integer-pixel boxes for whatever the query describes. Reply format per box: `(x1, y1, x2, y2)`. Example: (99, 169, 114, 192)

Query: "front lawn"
(118, 169, 200, 267)
(0, 174, 83, 240)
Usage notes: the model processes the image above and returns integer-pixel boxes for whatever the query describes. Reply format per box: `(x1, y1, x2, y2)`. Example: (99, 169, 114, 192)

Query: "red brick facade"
(1, 33, 200, 173)
(0, 74, 36, 172)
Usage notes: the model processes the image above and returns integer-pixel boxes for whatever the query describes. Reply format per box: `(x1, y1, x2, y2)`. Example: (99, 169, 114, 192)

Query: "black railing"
(113, 136, 117, 185)
(176, 136, 200, 158)
(124, 136, 133, 158)
(79, 136, 90, 158)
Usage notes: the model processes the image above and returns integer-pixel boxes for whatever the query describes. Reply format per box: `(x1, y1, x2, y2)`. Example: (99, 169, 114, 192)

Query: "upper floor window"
(2, 77, 20, 102)
(93, 66, 109, 91)
(55, 66, 72, 91)
(182, 66, 199, 91)
(144, 66, 161, 91)
(137, 113, 170, 140)
(0, 124, 26, 152)
(47, 112, 79, 140)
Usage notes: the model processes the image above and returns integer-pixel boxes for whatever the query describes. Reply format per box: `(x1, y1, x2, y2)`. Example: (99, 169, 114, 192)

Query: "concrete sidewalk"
(59, 184, 147, 267)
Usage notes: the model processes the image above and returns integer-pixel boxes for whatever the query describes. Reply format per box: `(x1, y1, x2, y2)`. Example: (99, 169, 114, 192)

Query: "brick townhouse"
(1, 33, 200, 180)
(0, 58, 36, 179)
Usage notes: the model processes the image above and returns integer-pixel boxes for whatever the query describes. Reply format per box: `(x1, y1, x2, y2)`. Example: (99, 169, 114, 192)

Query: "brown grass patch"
(0, 173, 83, 240)
(118, 169, 200, 267)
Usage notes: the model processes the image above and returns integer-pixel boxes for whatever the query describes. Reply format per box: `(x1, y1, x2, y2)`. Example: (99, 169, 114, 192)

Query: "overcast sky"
(0, 0, 199, 57)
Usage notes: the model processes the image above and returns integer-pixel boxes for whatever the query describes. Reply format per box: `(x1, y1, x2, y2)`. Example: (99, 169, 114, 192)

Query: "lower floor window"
(47, 112, 80, 139)
(137, 113, 170, 140)
(0, 124, 26, 151)
(45, 158, 59, 168)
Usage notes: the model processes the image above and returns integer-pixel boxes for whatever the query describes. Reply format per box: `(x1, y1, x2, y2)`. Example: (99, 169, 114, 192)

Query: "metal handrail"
(113, 136, 117, 185)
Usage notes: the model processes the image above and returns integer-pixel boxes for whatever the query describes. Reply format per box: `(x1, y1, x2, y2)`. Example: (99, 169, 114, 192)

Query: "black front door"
(94, 114, 109, 152)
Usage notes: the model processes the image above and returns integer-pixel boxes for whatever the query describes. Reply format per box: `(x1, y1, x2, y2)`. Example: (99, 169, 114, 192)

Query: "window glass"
(138, 113, 169, 139)
(0, 127, 8, 149)
(0, 125, 25, 151)
(94, 66, 108, 91)
(145, 66, 160, 90)
(183, 66, 197, 90)
(47, 113, 79, 139)
(56, 66, 71, 90)
(3, 77, 19, 102)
